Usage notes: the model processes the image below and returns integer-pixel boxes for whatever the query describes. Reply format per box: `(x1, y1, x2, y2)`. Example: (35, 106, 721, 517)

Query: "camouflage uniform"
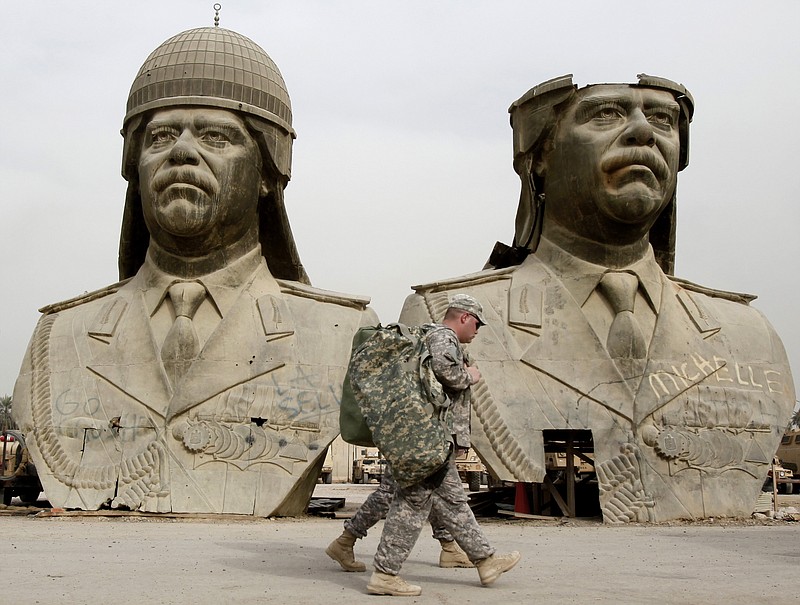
(345, 465, 454, 542)
(372, 325, 494, 575)
(427, 323, 474, 451)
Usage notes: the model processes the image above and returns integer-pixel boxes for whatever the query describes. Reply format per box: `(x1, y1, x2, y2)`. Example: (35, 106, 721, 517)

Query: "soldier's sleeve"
(451, 393, 471, 449)
(427, 329, 472, 392)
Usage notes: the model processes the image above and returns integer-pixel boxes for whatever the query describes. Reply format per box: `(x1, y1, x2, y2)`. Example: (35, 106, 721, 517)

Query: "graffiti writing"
(648, 353, 783, 399)
(54, 389, 101, 416)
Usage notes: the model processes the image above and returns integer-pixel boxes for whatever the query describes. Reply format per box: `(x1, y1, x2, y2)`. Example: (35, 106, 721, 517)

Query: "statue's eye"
(148, 127, 177, 146)
(199, 129, 233, 148)
(648, 112, 675, 127)
(594, 106, 623, 120)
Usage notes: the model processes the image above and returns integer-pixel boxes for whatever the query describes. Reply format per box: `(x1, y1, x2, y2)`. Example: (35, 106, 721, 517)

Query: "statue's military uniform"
(14, 254, 375, 515)
(400, 254, 795, 523)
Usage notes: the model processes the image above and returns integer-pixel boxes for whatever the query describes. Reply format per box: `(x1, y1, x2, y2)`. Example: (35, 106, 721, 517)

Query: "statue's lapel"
(632, 278, 726, 424)
(86, 288, 172, 418)
(511, 257, 637, 422)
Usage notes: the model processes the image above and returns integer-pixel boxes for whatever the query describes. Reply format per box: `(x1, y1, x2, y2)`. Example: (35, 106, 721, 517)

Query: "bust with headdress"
(400, 75, 794, 523)
(13, 16, 376, 516)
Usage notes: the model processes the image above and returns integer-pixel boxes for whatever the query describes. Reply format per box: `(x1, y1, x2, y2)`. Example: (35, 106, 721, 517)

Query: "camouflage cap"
(448, 294, 487, 326)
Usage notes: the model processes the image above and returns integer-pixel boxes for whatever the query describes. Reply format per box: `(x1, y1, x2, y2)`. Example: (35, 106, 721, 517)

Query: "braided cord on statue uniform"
(29, 312, 167, 506)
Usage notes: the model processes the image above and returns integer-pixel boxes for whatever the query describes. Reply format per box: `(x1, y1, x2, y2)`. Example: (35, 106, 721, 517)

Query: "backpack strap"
(391, 322, 417, 344)
(385, 323, 422, 374)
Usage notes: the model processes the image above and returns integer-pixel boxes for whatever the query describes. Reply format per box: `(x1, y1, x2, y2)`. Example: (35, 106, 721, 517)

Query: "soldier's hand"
(466, 365, 481, 384)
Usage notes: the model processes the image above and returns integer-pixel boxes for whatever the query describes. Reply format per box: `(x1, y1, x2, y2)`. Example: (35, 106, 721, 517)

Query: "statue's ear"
(533, 140, 552, 178)
(259, 177, 271, 198)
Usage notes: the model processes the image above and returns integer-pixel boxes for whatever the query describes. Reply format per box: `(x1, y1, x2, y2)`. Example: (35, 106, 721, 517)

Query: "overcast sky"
(1, 1, 798, 411)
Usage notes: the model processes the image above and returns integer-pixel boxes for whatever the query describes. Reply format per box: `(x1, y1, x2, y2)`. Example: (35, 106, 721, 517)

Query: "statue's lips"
(606, 164, 659, 189)
(161, 182, 205, 194)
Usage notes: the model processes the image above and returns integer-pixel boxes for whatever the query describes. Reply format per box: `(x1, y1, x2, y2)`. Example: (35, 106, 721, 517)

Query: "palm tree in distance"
(791, 404, 800, 431)
(0, 395, 12, 432)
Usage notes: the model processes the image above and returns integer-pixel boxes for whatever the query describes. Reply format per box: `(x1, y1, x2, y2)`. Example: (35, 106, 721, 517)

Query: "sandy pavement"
(1, 484, 798, 605)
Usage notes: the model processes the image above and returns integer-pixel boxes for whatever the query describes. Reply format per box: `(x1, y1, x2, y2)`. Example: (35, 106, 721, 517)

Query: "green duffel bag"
(340, 323, 450, 487)
(340, 376, 375, 448)
(339, 325, 381, 447)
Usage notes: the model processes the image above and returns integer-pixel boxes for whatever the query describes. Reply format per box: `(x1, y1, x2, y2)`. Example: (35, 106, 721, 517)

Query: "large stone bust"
(400, 75, 795, 523)
(13, 26, 376, 515)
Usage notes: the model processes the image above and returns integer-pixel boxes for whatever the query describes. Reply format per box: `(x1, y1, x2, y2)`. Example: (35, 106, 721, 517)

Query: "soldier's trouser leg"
(428, 480, 455, 542)
(345, 468, 396, 539)
(429, 462, 494, 563)
(373, 479, 433, 575)
(429, 513, 455, 542)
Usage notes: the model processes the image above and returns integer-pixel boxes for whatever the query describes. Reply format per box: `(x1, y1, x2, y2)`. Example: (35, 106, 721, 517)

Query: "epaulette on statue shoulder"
(411, 266, 515, 294)
(277, 279, 371, 310)
(668, 275, 757, 305)
(38, 278, 132, 315)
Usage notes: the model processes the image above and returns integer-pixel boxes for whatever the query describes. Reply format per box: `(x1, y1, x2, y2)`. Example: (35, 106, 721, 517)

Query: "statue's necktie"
(161, 281, 206, 385)
(598, 272, 647, 359)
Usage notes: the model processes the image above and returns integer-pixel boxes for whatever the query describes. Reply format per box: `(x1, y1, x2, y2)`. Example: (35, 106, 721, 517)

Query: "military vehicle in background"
(1, 430, 43, 506)
(352, 449, 387, 484)
(764, 455, 797, 494)
(455, 448, 485, 492)
(772, 430, 800, 494)
(545, 451, 596, 482)
(777, 429, 800, 475)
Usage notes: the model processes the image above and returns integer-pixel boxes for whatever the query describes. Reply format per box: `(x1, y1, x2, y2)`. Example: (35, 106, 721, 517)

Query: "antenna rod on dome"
(213, 3, 221, 27)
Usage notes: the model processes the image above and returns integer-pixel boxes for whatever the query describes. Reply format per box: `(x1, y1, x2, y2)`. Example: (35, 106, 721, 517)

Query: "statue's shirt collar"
(140, 245, 265, 318)
(535, 236, 663, 313)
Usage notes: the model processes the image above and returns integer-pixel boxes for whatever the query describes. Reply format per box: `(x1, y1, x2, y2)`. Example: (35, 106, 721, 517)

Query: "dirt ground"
(1, 485, 799, 604)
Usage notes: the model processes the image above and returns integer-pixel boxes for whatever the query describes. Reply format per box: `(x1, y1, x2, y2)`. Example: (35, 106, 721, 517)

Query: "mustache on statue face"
(601, 149, 671, 183)
(151, 168, 218, 195)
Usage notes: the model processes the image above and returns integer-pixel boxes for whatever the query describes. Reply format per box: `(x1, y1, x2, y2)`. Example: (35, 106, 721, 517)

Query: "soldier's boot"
(367, 571, 422, 596)
(476, 551, 521, 586)
(438, 539, 474, 568)
(325, 530, 366, 572)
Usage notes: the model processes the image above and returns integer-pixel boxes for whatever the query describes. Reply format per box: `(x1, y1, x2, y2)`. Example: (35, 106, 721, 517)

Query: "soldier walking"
(367, 295, 520, 596)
